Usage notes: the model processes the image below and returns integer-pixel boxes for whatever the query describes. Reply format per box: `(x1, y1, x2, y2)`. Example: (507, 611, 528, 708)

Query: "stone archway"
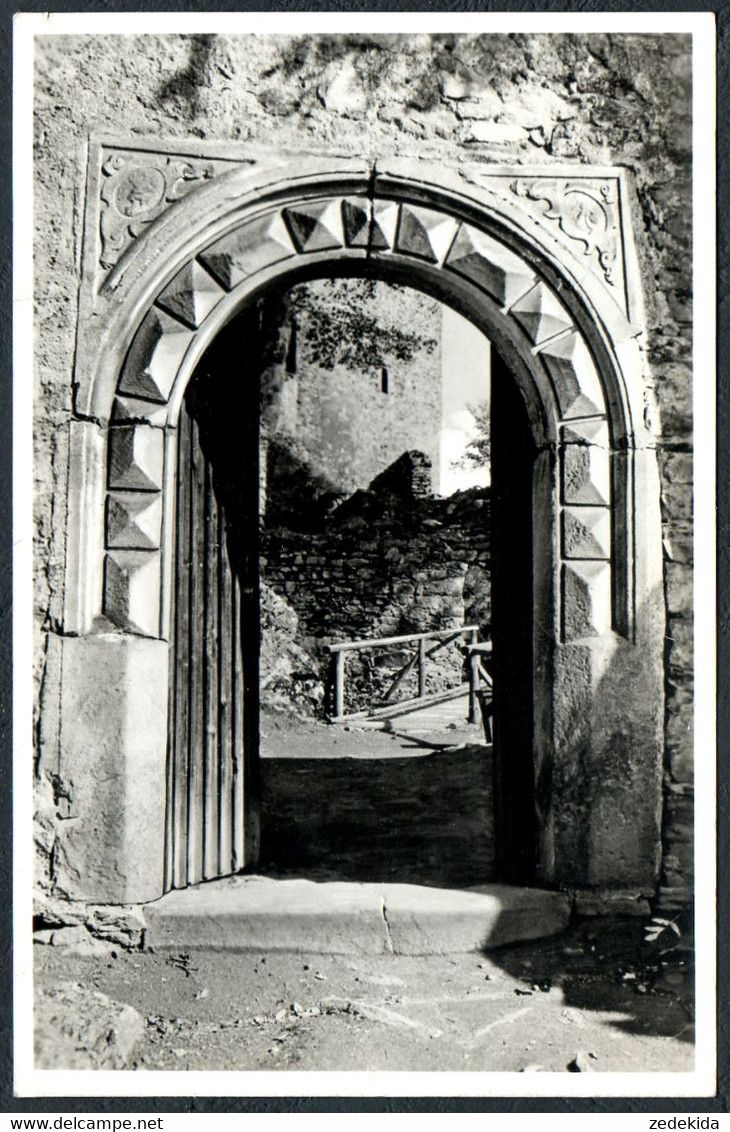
(55, 151, 665, 904)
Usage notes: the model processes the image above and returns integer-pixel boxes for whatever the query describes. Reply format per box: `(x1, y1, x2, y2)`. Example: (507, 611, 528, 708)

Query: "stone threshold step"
(143, 877, 571, 955)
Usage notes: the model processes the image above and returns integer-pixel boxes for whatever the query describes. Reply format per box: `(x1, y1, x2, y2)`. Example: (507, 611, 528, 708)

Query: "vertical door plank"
(218, 508, 234, 876)
(231, 573, 246, 872)
(172, 410, 191, 889)
(186, 418, 206, 885)
(202, 460, 220, 879)
(164, 452, 177, 893)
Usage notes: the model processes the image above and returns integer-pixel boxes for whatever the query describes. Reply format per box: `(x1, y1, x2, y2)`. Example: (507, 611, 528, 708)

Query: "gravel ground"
(34, 918, 694, 1074)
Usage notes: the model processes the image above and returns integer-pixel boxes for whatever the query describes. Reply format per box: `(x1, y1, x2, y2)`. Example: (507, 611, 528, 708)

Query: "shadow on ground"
(486, 915, 694, 1046)
(34, 913, 695, 1074)
(259, 737, 496, 887)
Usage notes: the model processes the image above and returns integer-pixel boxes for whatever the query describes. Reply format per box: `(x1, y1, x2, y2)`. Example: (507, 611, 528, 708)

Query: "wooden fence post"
(468, 648, 479, 724)
(334, 650, 345, 719)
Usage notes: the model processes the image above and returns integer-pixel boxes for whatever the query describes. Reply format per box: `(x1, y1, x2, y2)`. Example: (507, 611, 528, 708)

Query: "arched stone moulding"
(87, 182, 634, 648)
(74, 153, 657, 665)
(57, 149, 664, 900)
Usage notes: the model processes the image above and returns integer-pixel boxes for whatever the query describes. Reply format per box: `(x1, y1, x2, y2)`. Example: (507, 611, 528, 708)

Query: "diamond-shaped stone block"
(562, 418, 609, 448)
(371, 201, 399, 250)
(156, 260, 226, 329)
(342, 198, 399, 250)
(445, 224, 535, 307)
(540, 332, 605, 420)
(562, 560, 611, 640)
(562, 506, 611, 560)
(284, 200, 345, 253)
(396, 205, 459, 264)
(341, 198, 370, 247)
(562, 442, 610, 506)
(199, 212, 295, 290)
(103, 550, 161, 637)
(108, 426, 164, 492)
(510, 282, 573, 346)
(106, 492, 163, 550)
(118, 308, 194, 405)
(111, 396, 168, 427)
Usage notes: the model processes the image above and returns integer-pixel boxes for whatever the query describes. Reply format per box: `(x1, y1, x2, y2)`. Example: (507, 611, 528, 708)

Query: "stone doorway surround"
(48, 142, 665, 905)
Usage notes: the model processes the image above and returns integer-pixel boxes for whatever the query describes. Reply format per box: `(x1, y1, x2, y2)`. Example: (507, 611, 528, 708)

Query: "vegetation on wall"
(452, 400, 491, 471)
(287, 278, 438, 373)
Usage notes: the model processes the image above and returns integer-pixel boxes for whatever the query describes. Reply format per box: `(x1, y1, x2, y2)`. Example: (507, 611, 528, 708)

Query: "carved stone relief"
(104, 423, 165, 633)
(284, 200, 347, 252)
(562, 441, 610, 508)
(157, 261, 226, 330)
(61, 151, 663, 906)
(106, 492, 162, 550)
(93, 153, 629, 325)
(562, 506, 611, 560)
(118, 309, 196, 405)
(99, 148, 236, 274)
(509, 177, 623, 292)
(341, 198, 398, 249)
(107, 425, 164, 492)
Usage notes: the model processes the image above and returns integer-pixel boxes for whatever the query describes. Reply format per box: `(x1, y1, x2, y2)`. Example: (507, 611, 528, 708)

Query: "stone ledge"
(383, 883, 571, 955)
(142, 876, 571, 955)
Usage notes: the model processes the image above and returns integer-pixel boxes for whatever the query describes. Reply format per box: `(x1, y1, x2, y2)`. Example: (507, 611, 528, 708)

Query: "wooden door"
(164, 313, 261, 890)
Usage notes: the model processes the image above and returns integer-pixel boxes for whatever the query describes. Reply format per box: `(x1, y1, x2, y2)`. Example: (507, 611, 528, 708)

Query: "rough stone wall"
(33, 32, 693, 905)
(261, 484, 491, 716)
(262, 279, 442, 509)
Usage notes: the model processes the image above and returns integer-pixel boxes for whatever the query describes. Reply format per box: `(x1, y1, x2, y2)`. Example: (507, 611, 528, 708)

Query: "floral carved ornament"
(510, 177, 621, 289)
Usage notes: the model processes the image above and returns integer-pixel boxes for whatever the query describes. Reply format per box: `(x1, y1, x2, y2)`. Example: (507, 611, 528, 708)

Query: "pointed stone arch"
(57, 151, 664, 903)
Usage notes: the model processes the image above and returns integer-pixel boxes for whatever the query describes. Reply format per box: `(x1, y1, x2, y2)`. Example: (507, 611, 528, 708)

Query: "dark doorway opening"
(490, 351, 538, 884)
(165, 278, 536, 891)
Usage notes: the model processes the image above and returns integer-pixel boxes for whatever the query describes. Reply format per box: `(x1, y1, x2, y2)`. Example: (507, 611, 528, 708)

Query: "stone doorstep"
(142, 877, 571, 956)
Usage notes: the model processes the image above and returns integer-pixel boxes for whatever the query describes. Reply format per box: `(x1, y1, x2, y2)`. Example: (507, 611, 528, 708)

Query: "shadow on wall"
(156, 34, 217, 117)
(264, 437, 344, 530)
(532, 581, 671, 896)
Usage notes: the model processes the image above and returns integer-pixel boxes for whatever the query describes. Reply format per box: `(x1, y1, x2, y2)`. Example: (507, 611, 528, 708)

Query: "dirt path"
(34, 918, 693, 1074)
(260, 707, 486, 760)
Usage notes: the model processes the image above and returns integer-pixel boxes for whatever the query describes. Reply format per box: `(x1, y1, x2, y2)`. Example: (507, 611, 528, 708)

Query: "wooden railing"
(323, 625, 487, 724)
(462, 640, 494, 736)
